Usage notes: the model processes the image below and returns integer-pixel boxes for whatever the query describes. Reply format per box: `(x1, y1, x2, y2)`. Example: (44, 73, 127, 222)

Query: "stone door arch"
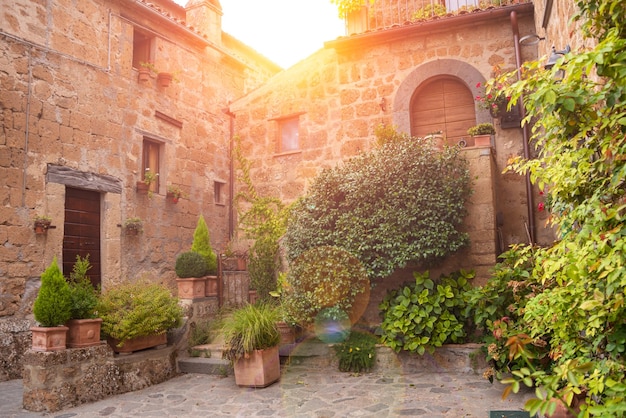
(393, 59, 491, 137)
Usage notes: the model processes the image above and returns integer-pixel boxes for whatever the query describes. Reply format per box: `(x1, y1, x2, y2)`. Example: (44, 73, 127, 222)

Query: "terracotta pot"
(177, 277, 207, 299)
(233, 346, 280, 388)
(248, 289, 258, 305)
(66, 318, 102, 348)
(137, 68, 150, 82)
(205, 275, 218, 297)
(30, 326, 68, 351)
(136, 181, 149, 195)
(107, 333, 167, 354)
(473, 134, 492, 147)
(34, 221, 51, 234)
(157, 72, 172, 87)
(166, 192, 179, 203)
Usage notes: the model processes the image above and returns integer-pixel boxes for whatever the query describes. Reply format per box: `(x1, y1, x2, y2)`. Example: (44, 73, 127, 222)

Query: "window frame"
(272, 112, 305, 154)
(142, 138, 161, 194)
(132, 27, 155, 70)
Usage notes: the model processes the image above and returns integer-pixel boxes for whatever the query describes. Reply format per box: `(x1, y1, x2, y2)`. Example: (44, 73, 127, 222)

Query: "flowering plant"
(475, 82, 509, 117)
(143, 168, 158, 186)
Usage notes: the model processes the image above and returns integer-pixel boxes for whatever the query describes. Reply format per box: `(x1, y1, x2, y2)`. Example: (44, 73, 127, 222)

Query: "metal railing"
(355, 0, 531, 32)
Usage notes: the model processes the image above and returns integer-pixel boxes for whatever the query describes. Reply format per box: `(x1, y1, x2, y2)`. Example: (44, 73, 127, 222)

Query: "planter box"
(66, 318, 102, 348)
(205, 275, 218, 297)
(473, 134, 492, 147)
(107, 333, 167, 354)
(177, 277, 207, 299)
(30, 326, 68, 351)
(233, 346, 280, 388)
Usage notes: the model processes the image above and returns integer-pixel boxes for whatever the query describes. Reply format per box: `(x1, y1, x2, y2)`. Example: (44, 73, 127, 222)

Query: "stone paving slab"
(1, 364, 535, 418)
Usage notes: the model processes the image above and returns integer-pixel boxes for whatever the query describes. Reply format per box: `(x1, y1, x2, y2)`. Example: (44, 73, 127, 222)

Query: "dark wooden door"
(63, 187, 101, 287)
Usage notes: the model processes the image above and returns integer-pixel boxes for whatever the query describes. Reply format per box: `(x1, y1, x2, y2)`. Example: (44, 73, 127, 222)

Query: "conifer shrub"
(175, 251, 208, 278)
(191, 215, 218, 274)
(33, 257, 72, 327)
(67, 254, 99, 319)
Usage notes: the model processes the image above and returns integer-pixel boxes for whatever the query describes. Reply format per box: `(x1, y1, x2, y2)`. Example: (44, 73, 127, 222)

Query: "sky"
(175, 1, 346, 68)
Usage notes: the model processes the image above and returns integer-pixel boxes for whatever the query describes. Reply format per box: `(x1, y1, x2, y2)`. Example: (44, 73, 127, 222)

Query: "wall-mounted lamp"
(379, 97, 386, 112)
(519, 34, 545, 46)
(544, 45, 571, 70)
(544, 45, 571, 81)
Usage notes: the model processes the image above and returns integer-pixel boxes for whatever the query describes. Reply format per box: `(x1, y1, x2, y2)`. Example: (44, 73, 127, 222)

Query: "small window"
(142, 139, 161, 194)
(277, 116, 299, 152)
(133, 28, 154, 69)
(214, 181, 226, 205)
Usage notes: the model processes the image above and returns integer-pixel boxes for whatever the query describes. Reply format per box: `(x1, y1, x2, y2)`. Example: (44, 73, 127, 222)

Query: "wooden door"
(63, 188, 101, 287)
(410, 77, 476, 147)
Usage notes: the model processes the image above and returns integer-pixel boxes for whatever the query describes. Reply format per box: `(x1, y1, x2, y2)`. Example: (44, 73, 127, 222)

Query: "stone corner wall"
(0, 319, 33, 381)
(22, 343, 177, 413)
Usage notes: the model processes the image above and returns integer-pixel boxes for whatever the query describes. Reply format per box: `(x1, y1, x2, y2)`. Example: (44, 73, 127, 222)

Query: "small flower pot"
(137, 68, 151, 82)
(157, 72, 172, 88)
(136, 181, 149, 195)
(166, 192, 180, 204)
(34, 220, 51, 234)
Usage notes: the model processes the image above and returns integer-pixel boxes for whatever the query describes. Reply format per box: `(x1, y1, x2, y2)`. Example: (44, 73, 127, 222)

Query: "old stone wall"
(22, 343, 177, 413)
(0, 0, 278, 381)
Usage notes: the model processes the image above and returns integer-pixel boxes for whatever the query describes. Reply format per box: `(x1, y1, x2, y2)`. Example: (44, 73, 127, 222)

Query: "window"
(277, 116, 300, 153)
(132, 28, 154, 69)
(214, 181, 225, 205)
(142, 139, 161, 194)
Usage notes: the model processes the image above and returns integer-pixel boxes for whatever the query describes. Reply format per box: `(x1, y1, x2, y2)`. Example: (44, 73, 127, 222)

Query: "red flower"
(538, 202, 545, 212)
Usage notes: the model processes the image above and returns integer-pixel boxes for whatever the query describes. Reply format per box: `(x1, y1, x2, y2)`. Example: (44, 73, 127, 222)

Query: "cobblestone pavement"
(1, 365, 534, 418)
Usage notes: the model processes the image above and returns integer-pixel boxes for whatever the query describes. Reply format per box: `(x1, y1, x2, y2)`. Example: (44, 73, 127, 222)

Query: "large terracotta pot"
(66, 318, 102, 348)
(233, 346, 280, 388)
(107, 333, 167, 354)
(473, 134, 492, 147)
(177, 277, 207, 299)
(30, 326, 68, 352)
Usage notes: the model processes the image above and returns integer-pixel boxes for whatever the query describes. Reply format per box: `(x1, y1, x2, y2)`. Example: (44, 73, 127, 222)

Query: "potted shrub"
(123, 217, 143, 235)
(137, 168, 158, 197)
(166, 184, 185, 203)
(175, 251, 208, 299)
(190, 216, 218, 296)
(222, 303, 281, 388)
(31, 257, 72, 351)
(98, 280, 183, 353)
(65, 255, 102, 348)
(33, 215, 52, 234)
(138, 62, 157, 82)
(467, 123, 495, 147)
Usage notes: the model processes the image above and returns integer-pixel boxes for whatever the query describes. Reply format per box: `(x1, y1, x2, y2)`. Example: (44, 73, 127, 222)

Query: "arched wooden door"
(63, 187, 101, 287)
(410, 76, 476, 147)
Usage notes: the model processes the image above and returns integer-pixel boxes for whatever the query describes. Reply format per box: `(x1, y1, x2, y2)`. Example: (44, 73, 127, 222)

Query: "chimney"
(184, 0, 223, 45)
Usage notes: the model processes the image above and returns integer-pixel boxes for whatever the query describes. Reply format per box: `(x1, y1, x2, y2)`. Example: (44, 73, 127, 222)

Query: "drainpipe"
(510, 11, 536, 244)
(222, 106, 236, 240)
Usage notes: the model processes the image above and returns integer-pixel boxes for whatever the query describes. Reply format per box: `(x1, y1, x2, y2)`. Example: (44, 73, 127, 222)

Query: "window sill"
(273, 150, 302, 158)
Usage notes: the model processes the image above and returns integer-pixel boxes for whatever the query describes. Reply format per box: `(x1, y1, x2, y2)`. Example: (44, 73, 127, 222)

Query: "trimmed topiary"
(175, 251, 209, 278)
(33, 257, 72, 327)
(191, 215, 218, 275)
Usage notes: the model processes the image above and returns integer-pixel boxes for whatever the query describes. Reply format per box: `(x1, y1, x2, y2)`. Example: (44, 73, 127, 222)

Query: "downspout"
(510, 11, 536, 244)
(223, 106, 236, 240)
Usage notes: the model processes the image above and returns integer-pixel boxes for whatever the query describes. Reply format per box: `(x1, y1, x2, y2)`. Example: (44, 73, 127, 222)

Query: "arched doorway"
(410, 76, 476, 147)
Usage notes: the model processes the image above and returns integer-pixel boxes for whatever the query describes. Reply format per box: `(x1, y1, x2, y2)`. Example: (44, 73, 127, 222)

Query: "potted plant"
(138, 61, 157, 82)
(31, 257, 72, 351)
(65, 255, 102, 348)
(98, 280, 183, 353)
(190, 215, 219, 296)
(166, 184, 185, 203)
(123, 217, 143, 235)
(467, 123, 495, 147)
(221, 239, 249, 271)
(33, 215, 52, 234)
(157, 72, 173, 87)
(175, 251, 209, 299)
(222, 303, 281, 387)
(137, 168, 158, 197)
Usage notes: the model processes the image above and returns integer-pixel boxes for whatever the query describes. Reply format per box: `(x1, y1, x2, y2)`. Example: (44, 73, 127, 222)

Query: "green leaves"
(379, 270, 473, 354)
(284, 128, 471, 280)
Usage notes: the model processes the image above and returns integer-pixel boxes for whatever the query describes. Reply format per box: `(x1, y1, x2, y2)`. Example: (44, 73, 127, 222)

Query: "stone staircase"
(177, 339, 487, 376)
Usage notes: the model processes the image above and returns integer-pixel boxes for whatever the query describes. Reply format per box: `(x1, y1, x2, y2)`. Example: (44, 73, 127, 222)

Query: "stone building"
(1, 0, 583, 380)
(0, 0, 279, 380)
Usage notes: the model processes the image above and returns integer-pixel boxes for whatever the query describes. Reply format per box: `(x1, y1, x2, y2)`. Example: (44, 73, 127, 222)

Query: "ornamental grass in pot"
(222, 303, 281, 388)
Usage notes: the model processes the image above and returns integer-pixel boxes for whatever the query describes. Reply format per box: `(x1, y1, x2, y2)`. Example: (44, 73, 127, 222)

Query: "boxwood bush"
(283, 127, 471, 280)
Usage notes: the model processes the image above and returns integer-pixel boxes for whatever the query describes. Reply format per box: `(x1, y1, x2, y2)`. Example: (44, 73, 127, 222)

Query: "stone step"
(178, 357, 233, 376)
(188, 343, 224, 359)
